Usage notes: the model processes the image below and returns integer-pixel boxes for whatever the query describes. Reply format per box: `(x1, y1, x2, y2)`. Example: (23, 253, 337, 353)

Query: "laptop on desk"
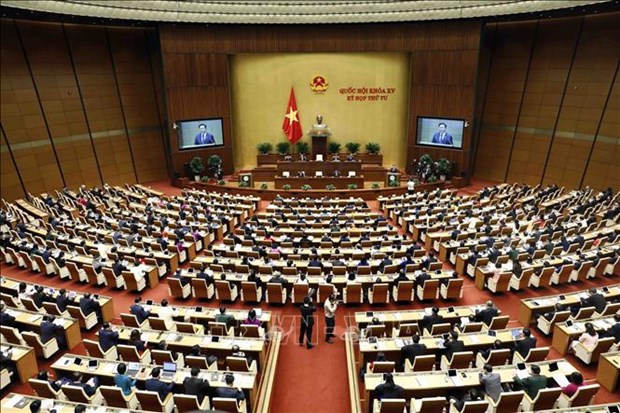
(161, 361, 177, 379)
(126, 362, 140, 377)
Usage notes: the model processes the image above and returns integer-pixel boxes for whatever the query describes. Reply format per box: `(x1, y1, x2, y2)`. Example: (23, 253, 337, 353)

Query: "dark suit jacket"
(583, 293, 606, 313)
(444, 339, 465, 361)
(40, 321, 62, 344)
(514, 336, 537, 358)
(422, 313, 444, 332)
(475, 307, 498, 326)
(183, 376, 211, 404)
(130, 304, 150, 324)
(0, 311, 16, 328)
(400, 343, 427, 365)
(99, 328, 119, 352)
(299, 304, 316, 326)
(431, 132, 453, 146)
(80, 297, 100, 317)
(216, 386, 245, 401)
(375, 382, 405, 400)
(145, 378, 174, 400)
(56, 295, 71, 312)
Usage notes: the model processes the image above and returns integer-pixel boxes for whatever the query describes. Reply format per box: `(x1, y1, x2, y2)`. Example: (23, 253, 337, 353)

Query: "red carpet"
(2, 178, 619, 412)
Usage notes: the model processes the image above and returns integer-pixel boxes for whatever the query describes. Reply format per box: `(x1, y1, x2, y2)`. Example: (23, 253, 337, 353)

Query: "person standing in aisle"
(299, 296, 316, 349)
(324, 293, 339, 344)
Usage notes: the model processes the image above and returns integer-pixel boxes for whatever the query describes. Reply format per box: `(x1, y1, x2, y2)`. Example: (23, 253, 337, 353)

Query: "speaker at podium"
(386, 172, 400, 187)
(238, 173, 253, 187)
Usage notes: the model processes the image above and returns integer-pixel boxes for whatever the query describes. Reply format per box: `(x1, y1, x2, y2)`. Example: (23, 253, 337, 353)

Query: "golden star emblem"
(285, 108, 298, 125)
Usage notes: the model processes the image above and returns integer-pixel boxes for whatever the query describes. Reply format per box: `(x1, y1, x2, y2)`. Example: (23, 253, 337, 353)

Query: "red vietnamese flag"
(282, 87, 303, 145)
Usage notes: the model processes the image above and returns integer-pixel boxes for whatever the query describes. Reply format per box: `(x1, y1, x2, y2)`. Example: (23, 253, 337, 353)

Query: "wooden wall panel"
(0, 130, 24, 201)
(542, 14, 619, 188)
(507, 17, 581, 185)
(159, 21, 482, 177)
(64, 24, 136, 186)
(473, 21, 537, 181)
(17, 20, 101, 188)
(107, 27, 167, 183)
(0, 19, 64, 196)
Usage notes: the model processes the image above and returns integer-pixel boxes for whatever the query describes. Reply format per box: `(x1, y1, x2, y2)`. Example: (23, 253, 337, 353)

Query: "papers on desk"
(515, 369, 529, 380)
(593, 319, 612, 329)
(424, 307, 432, 316)
(469, 335, 480, 344)
(53, 318, 66, 327)
(553, 373, 570, 388)
(460, 317, 471, 326)
(41, 399, 54, 411)
(166, 333, 177, 342)
(4, 394, 24, 408)
(103, 362, 117, 374)
(436, 339, 446, 349)
(450, 376, 465, 387)
(29, 314, 42, 323)
(415, 376, 429, 387)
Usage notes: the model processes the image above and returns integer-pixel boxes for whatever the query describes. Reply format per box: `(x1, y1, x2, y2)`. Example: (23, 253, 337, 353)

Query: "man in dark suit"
(31, 286, 48, 309)
(98, 323, 119, 352)
(422, 307, 444, 334)
(194, 123, 215, 145)
(512, 328, 537, 358)
(69, 372, 99, 397)
(41, 315, 66, 348)
(268, 272, 288, 288)
(130, 297, 151, 324)
(216, 374, 245, 402)
(112, 259, 127, 277)
(581, 288, 606, 314)
(378, 257, 393, 273)
(0, 302, 17, 328)
(80, 293, 102, 322)
(413, 270, 431, 290)
(299, 296, 316, 349)
(145, 367, 174, 400)
(399, 334, 427, 368)
(41, 248, 52, 264)
(431, 122, 453, 146)
(196, 265, 215, 285)
(605, 313, 620, 344)
(183, 367, 211, 404)
(444, 331, 465, 361)
(475, 301, 499, 327)
(55, 289, 73, 313)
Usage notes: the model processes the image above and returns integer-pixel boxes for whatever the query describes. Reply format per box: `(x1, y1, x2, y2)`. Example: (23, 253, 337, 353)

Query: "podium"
(311, 134, 328, 159)
(386, 172, 400, 187)
(238, 173, 253, 187)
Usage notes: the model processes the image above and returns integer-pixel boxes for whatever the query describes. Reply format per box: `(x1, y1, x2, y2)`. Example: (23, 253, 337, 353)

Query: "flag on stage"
(282, 87, 303, 145)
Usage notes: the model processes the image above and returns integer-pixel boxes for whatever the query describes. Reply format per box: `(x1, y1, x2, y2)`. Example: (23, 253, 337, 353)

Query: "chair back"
(555, 264, 572, 284)
(396, 323, 420, 337)
(572, 306, 596, 320)
(592, 257, 611, 277)
(537, 267, 554, 287)
(136, 390, 164, 410)
(523, 347, 549, 363)
(371, 361, 395, 373)
(568, 384, 599, 407)
(0, 293, 20, 308)
(488, 315, 509, 330)
(29, 378, 59, 398)
(460, 400, 489, 413)
(394, 281, 413, 302)
(122, 272, 140, 291)
(226, 356, 251, 372)
(591, 337, 616, 360)
(416, 397, 446, 413)
(345, 283, 362, 303)
(185, 356, 209, 370)
(167, 278, 186, 298)
(429, 323, 451, 336)
(212, 398, 241, 412)
(382, 264, 398, 275)
(357, 266, 371, 275)
(43, 302, 64, 316)
(66, 262, 82, 281)
(102, 267, 119, 287)
(241, 282, 260, 302)
(100, 385, 130, 408)
(174, 394, 202, 413)
(517, 268, 534, 288)
(574, 261, 593, 282)
(61, 385, 90, 403)
(266, 283, 284, 303)
(494, 391, 524, 413)
(293, 284, 309, 304)
(419, 279, 439, 300)
(531, 388, 561, 411)
(444, 278, 463, 299)
(600, 302, 620, 316)
(22, 332, 45, 356)
(365, 324, 386, 338)
(377, 399, 406, 413)
(215, 281, 233, 300)
(371, 283, 389, 303)
(67, 305, 90, 328)
(412, 355, 435, 372)
(21, 297, 40, 312)
(152, 349, 175, 365)
(84, 265, 101, 285)
(461, 323, 484, 333)
(240, 324, 261, 338)
(191, 278, 211, 299)
(449, 351, 473, 369)
(486, 349, 511, 366)
(148, 317, 168, 331)
(318, 284, 336, 302)
(83, 339, 105, 358)
(176, 322, 196, 334)
(428, 262, 443, 271)
(0, 326, 23, 345)
(121, 313, 141, 328)
(117, 344, 141, 362)
(494, 272, 512, 292)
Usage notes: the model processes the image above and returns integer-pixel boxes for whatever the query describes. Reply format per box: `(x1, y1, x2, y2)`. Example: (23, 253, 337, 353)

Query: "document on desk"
(450, 376, 465, 387)
(415, 376, 429, 387)
(166, 333, 177, 342)
(553, 373, 569, 388)
(515, 370, 529, 380)
(394, 339, 404, 349)
(469, 335, 479, 344)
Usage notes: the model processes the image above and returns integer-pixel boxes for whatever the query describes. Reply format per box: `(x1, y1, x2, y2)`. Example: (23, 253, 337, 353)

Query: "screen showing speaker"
(416, 117, 464, 150)
(177, 118, 224, 151)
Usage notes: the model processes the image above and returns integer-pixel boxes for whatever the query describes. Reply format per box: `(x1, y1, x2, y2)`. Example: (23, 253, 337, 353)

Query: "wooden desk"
(66, 252, 160, 288)
(2, 393, 133, 413)
(276, 160, 362, 176)
(518, 283, 620, 326)
(596, 351, 619, 392)
(274, 176, 365, 189)
(1, 344, 37, 384)
(363, 359, 577, 411)
(5, 308, 82, 350)
(354, 305, 490, 331)
(51, 353, 258, 407)
(0, 276, 115, 323)
(14, 199, 49, 223)
(551, 316, 617, 355)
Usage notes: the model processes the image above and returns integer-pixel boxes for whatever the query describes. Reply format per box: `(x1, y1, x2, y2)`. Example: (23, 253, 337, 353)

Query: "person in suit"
(114, 363, 137, 396)
(479, 364, 502, 402)
(299, 296, 316, 349)
(475, 301, 499, 327)
(216, 374, 245, 402)
(581, 288, 606, 313)
(414, 270, 431, 290)
(80, 293, 102, 322)
(145, 367, 174, 400)
(604, 313, 620, 346)
(422, 307, 444, 334)
(130, 297, 150, 324)
(0, 302, 17, 328)
(128, 329, 147, 353)
(55, 289, 73, 313)
(194, 123, 215, 145)
(215, 307, 235, 328)
(41, 315, 66, 348)
(112, 259, 127, 277)
(374, 372, 405, 400)
(98, 322, 119, 352)
(513, 328, 537, 358)
(431, 122, 453, 146)
(268, 271, 289, 288)
(512, 364, 547, 399)
(68, 371, 99, 397)
(399, 334, 426, 368)
(31, 286, 48, 309)
(444, 331, 465, 361)
(183, 367, 211, 404)
(196, 265, 215, 285)
(378, 257, 393, 273)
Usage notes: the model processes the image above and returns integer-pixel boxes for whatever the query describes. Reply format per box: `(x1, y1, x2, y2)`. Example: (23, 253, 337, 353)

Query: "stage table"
(276, 160, 362, 176)
(274, 176, 364, 189)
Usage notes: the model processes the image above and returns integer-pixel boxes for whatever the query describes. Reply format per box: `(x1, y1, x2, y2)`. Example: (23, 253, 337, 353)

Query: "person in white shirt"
(157, 299, 178, 330)
(324, 294, 339, 344)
